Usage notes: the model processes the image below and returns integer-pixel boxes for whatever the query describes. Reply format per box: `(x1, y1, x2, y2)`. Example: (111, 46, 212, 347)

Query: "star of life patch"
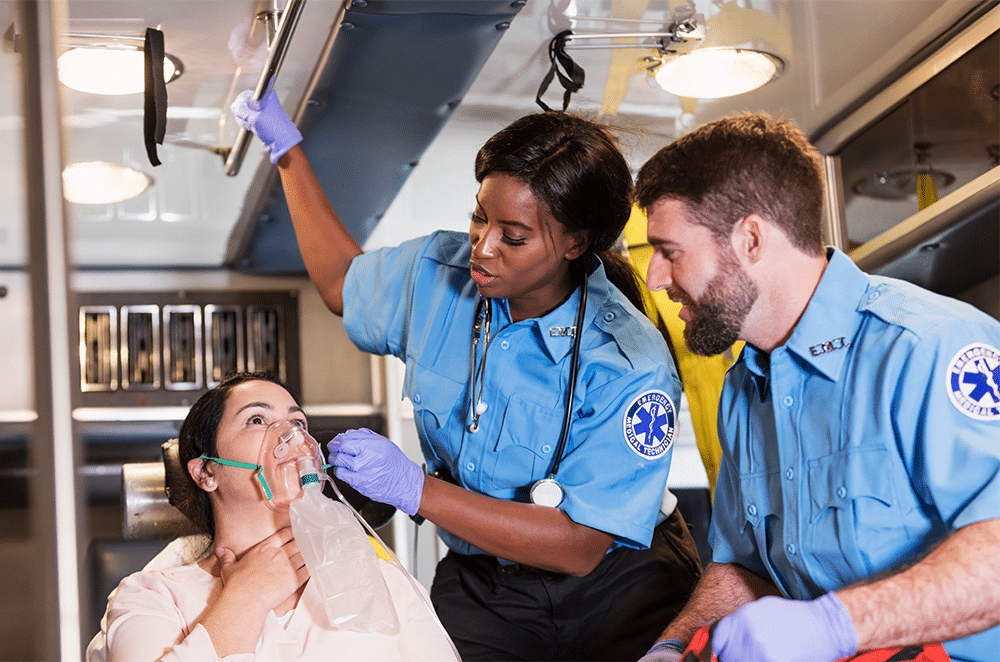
(623, 390, 676, 459)
(946, 343, 1000, 421)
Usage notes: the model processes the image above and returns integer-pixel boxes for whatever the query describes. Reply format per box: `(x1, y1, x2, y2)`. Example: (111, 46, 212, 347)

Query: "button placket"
(771, 349, 804, 578)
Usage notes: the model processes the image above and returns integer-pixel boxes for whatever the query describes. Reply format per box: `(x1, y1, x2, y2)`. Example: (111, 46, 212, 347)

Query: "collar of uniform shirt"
(781, 248, 869, 382)
(531, 279, 591, 365)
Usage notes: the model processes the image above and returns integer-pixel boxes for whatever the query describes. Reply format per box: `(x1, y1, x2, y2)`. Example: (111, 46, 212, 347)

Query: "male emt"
(634, 113, 1000, 662)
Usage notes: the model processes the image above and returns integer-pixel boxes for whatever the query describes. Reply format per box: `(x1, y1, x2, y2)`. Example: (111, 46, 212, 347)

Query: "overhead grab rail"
(223, 0, 307, 177)
(553, 0, 703, 53)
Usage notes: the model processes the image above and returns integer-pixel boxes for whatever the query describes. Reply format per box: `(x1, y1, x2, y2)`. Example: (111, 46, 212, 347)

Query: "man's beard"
(674, 252, 758, 357)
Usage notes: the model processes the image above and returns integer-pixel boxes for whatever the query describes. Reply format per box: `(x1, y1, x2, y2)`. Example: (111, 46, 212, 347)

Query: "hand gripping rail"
(223, 0, 308, 176)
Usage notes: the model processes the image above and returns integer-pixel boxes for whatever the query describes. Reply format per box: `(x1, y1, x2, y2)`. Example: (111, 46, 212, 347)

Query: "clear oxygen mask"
(256, 420, 327, 510)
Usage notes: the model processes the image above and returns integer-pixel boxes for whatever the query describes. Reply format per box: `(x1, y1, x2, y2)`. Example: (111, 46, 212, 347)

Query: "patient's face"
(213, 380, 307, 500)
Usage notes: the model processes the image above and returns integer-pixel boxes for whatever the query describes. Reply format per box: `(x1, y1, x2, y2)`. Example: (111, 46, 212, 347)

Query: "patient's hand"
(196, 527, 309, 656)
(217, 527, 309, 614)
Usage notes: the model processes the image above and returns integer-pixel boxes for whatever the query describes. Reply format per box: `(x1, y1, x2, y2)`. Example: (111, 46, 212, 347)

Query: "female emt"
(231, 90, 702, 661)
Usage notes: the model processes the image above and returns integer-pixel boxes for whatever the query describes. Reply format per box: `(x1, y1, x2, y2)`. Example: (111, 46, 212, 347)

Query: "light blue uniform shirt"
(343, 231, 681, 558)
(709, 248, 1000, 662)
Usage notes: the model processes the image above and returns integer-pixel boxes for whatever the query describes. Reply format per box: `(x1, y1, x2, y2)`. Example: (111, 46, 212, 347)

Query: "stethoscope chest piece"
(530, 478, 565, 508)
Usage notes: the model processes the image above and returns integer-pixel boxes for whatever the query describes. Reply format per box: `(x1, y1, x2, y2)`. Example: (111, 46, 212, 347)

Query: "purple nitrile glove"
(328, 428, 424, 516)
(230, 88, 302, 164)
(638, 639, 685, 662)
(712, 593, 858, 662)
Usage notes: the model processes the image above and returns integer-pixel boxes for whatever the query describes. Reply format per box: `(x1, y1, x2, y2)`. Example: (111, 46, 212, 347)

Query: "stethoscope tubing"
(466, 270, 588, 481)
(549, 269, 587, 479)
(468, 297, 492, 433)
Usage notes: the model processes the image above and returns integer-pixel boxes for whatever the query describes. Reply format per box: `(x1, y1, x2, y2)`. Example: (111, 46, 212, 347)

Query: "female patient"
(103, 372, 457, 661)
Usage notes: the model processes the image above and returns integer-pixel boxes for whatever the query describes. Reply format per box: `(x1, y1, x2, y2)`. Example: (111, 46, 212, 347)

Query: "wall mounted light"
(55, 31, 182, 96)
(57, 45, 183, 95)
(62, 162, 152, 204)
(852, 143, 955, 211)
(653, 47, 784, 99)
(545, 3, 789, 105)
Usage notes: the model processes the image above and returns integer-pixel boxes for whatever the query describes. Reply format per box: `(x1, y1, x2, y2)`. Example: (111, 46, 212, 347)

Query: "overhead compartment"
(225, 0, 526, 273)
(814, 4, 998, 311)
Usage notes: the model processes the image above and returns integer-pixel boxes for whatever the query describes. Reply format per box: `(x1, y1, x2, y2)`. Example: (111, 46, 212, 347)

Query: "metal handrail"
(223, 0, 307, 176)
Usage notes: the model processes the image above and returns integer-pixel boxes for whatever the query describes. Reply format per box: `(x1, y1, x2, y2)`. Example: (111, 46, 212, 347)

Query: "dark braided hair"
(475, 112, 647, 313)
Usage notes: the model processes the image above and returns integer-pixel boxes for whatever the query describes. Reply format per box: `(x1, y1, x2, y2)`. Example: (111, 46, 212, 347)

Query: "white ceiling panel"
(0, 0, 991, 267)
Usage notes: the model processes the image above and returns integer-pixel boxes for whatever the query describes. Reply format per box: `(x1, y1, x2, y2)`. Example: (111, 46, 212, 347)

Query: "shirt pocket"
(402, 360, 467, 469)
(806, 446, 900, 582)
(738, 470, 786, 583)
(487, 393, 561, 492)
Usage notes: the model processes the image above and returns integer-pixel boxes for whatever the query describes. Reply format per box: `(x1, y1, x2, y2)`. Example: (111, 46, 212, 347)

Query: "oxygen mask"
(256, 420, 328, 510)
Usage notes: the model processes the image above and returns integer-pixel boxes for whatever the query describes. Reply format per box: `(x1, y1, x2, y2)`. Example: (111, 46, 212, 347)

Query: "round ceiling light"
(62, 162, 152, 204)
(654, 48, 784, 99)
(57, 48, 182, 95)
(852, 168, 956, 201)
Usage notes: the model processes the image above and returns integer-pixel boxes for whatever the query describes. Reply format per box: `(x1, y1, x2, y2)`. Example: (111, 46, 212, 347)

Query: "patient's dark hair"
(171, 372, 298, 539)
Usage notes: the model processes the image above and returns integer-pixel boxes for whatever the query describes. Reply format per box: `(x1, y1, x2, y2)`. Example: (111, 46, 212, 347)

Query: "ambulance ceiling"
(0, 0, 993, 273)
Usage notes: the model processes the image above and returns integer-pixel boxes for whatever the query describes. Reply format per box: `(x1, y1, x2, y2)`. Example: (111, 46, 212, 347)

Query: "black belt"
(467, 553, 560, 577)
(495, 560, 557, 576)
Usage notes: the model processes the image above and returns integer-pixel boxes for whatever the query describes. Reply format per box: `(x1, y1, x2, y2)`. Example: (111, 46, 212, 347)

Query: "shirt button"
(747, 504, 757, 516)
(604, 312, 615, 322)
(500, 340, 510, 350)
(466, 462, 476, 472)
(785, 468, 794, 480)
(782, 395, 794, 407)
(837, 486, 847, 499)
(868, 290, 881, 301)
(786, 543, 797, 555)
(541, 444, 552, 454)
(412, 394, 422, 404)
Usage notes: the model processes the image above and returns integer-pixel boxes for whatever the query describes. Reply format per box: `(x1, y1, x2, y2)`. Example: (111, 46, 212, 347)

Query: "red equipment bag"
(681, 624, 951, 662)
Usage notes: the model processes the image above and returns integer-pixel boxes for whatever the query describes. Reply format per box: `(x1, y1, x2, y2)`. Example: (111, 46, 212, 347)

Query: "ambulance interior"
(0, 0, 997, 658)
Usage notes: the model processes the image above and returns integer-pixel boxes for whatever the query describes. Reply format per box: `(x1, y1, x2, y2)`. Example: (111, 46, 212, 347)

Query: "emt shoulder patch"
(946, 343, 1000, 421)
(623, 389, 675, 459)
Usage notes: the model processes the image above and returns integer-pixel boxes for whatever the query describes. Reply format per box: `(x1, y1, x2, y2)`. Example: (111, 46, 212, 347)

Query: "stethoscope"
(467, 270, 588, 508)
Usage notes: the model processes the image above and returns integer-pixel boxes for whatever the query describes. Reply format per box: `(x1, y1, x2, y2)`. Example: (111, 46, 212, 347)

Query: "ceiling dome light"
(57, 48, 182, 95)
(654, 48, 783, 99)
(852, 168, 956, 201)
(63, 162, 152, 204)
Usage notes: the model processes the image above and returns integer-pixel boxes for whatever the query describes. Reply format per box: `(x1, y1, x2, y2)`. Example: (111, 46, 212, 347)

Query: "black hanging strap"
(535, 30, 585, 112)
(144, 28, 167, 167)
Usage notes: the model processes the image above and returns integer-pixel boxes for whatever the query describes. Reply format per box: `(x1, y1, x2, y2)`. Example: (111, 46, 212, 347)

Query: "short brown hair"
(635, 113, 825, 255)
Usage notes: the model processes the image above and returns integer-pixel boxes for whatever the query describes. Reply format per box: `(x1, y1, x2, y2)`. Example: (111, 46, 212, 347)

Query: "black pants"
(429, 508, 702, 662)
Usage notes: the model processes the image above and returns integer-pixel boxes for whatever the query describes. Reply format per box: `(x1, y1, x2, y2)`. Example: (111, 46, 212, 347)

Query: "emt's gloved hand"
(638, 639, 685, 662)
(230, 88, 302, 164)
(712, 593, 858, 662)
(328, 428, 424, 517)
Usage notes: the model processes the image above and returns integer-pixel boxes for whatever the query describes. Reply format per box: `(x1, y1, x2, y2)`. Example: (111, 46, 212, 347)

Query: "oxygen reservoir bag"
(257, 420, 399, 634)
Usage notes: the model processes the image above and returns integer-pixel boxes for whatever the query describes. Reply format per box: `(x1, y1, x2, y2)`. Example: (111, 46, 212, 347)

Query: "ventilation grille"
(80, 306, 117, 392)
(205, 305, 243, 386)
(75, 291, 299, 407)
(247, 305, 284, 377)
(163, 306, 202, 390)
(121, 306, 159, 390)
